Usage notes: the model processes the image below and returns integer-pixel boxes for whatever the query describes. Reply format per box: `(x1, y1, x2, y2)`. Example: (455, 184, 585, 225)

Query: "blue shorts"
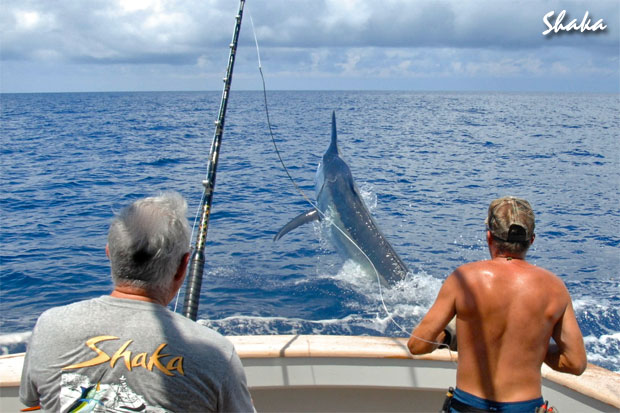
(451, 388, 544, 412)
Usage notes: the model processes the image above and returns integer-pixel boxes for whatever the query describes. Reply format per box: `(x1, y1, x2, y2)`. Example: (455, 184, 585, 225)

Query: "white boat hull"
(2, 335, 619, 412)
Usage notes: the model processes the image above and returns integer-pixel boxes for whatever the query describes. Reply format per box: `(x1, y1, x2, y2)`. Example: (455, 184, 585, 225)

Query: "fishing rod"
(183, 0, 245, 321)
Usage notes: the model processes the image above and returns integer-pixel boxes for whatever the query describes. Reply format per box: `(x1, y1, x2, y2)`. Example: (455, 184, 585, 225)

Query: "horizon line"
(2, 89, 618, 95)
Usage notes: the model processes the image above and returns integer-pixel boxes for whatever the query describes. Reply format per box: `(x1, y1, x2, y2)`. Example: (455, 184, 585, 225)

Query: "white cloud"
(12, 9, 56, 32)
(335, 49, 364, 74)
(118, 0, 160, 14)
(321, 0, 372, 30)
(14, 10, 40, 30)
(310, 50, 330, 72)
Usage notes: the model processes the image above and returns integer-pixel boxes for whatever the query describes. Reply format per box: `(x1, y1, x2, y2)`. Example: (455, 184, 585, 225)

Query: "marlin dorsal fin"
(327, 111, 339, 155)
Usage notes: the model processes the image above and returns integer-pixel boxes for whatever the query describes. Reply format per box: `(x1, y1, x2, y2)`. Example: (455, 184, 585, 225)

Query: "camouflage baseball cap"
(485, 196, 535, 242)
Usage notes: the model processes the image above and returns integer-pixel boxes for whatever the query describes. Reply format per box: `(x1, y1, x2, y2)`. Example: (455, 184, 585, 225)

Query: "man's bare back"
(408, 196, 586, 408)
(450, 257, 580, 401)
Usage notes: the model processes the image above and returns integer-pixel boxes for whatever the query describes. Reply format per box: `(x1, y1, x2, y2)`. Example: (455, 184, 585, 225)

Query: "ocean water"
(0, 91, 618, 373)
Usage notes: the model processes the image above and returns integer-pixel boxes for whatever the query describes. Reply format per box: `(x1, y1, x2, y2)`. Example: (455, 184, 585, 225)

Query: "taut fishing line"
(248, 11, 452, 356)
(249, 14, 314, 209)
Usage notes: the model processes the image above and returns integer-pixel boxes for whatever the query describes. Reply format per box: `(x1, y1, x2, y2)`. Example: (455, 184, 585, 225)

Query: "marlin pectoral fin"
(274, 209, 321, 241)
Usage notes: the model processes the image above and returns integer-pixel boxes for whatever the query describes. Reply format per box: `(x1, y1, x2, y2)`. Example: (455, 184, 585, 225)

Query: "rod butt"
(183, 249, 205, 320)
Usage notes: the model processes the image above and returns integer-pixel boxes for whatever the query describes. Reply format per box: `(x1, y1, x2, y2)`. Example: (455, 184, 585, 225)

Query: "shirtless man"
(408, 196, 587, 412)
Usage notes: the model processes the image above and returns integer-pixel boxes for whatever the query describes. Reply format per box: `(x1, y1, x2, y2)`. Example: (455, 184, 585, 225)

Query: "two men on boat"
(20, 192, 255, 412)
(408, 196, 587, 412)
(19, 189, 587, 412)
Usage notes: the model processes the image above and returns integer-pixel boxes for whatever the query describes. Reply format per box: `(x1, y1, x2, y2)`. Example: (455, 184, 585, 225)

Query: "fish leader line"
(248, 11, 452, 356)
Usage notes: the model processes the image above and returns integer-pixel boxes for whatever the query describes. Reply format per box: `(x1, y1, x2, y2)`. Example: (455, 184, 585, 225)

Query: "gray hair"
(108, 191, 190, 296)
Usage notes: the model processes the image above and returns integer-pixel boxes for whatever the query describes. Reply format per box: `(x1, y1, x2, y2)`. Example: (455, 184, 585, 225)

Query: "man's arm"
(544, 297, 587, 375)
(408, 273, 457, 355)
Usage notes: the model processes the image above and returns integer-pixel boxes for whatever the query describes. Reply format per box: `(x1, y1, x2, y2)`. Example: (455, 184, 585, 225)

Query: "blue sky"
(1, 0, 618, 93)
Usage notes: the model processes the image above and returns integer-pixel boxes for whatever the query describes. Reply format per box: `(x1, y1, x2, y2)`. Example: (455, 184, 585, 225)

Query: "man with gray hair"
(408, 196, 586, 412)
(20, 191, 255, 412)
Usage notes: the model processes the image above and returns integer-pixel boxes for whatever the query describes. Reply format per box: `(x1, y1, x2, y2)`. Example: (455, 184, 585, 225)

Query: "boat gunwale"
(232, 335, 620, 408)
(1, 335, 618, 409)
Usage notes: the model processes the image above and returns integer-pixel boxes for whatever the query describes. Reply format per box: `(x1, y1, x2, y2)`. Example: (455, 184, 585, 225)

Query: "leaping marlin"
(274, 112, 409, 286)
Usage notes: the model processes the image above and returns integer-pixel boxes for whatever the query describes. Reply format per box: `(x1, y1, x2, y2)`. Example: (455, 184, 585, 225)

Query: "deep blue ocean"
(1, 91, 618, 373)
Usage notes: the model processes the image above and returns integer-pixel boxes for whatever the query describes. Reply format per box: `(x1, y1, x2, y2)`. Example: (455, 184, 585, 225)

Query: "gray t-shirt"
(20, 296, 254, 412)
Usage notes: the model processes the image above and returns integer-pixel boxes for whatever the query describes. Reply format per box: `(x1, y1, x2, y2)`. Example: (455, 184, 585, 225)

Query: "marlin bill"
(275, 112, 410, 286)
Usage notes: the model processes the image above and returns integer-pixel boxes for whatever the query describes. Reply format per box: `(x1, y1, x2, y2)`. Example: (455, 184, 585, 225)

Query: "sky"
(1, 0, 618, 93)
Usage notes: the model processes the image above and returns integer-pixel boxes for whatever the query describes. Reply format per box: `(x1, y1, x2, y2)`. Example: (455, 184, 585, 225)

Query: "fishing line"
(248, 12, 452, 355)
(249, 13, 315, 209)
